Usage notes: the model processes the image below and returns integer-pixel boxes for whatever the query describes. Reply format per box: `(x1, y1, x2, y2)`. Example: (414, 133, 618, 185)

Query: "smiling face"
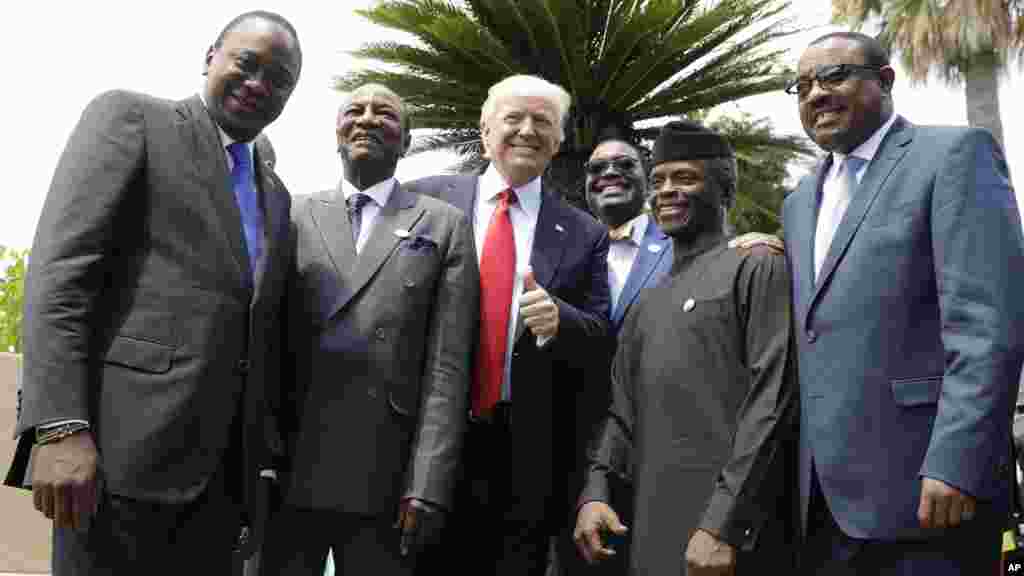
(797, 36, 893, 153)
(585, 140, 647, 227)
(336, 85, 409, 170)
(481, 94, 561, 187)
(649, 159, 721, 242)
(203, 17, 300, 143)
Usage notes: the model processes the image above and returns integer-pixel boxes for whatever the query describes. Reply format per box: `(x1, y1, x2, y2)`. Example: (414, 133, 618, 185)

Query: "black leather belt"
(468, 402, 512, 429)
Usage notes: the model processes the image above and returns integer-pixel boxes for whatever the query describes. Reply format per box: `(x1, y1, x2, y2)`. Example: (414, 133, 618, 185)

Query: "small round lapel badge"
(683, 298, 695, 312)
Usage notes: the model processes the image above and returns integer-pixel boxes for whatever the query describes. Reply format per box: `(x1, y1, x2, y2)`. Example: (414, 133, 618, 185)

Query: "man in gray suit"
(783, 31, 1024, 574)
(259, 84, 478, 575)
(4, 11, 301, 575)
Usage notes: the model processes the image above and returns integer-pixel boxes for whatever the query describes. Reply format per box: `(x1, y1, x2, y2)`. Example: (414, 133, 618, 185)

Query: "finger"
(931, 489, 950, 529)
(523, 268, 538, 292)
(962, 497, 977, 522)
(917, 487, 934, 528)
(584, 529, 605, 562)
(53, 484, 70, 529)
(518, 291, 548, 308)
(74, 477, 98, 532)
(946, 491, 963, 527)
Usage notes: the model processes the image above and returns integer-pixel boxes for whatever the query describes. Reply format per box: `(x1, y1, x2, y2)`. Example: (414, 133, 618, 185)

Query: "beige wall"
(0, 353, 50, 573)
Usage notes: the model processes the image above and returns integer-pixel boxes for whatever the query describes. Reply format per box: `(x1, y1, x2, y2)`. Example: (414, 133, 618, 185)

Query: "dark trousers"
(259, 507, 414, 576)
(418, 404, 555, 576)
(803, 471, 1002, 576)
(53, 459, 242, 576)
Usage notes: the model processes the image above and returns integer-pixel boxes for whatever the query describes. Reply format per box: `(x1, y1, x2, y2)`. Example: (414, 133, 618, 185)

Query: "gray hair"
(479, 75, 572, 141)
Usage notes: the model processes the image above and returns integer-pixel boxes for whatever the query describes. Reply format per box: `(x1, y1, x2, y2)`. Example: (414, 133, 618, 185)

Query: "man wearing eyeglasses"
(574, 121, 797, 575)
(569, 141, 786, 575)
(783, 31, 1024, 574)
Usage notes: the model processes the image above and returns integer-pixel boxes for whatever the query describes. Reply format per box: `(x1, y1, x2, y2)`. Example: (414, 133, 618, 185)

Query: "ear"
(203, 45, 216, 75)
(480, 122, 492, 160)
(401, 128, 412, 157)
(879, 65, 895, 94)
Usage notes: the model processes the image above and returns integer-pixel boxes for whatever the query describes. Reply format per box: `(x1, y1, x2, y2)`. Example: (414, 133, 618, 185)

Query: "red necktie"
(474, 189, 517, 417)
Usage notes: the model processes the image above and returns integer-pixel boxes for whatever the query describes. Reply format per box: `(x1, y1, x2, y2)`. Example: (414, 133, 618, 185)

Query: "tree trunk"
(963, 53, 1005, 148)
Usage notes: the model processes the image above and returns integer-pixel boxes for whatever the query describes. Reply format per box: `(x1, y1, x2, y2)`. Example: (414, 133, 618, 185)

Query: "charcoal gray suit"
(5, 90, 291, 574)
(260, 182, 478, 575)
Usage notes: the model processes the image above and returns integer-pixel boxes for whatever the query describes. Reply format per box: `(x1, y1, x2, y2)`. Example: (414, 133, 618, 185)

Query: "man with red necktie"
(407, 74, 611, 576)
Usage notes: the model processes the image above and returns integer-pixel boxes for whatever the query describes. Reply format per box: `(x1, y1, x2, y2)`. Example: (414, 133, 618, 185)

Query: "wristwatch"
(36, 422, 90, 445)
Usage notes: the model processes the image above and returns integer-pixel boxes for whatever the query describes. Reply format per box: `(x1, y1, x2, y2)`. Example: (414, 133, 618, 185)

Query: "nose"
(243, 70, 270, 97)
(356, 106, 380, 126)
(518, 117, 537, 137)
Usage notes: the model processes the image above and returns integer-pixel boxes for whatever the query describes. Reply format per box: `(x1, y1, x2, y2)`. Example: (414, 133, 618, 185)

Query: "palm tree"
(337, 0, 813, 208)
(833, 0, 1023, 146)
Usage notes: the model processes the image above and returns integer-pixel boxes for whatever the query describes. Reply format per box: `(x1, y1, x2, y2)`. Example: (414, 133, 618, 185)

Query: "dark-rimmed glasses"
(785, 64, 884, 99)
(584, 156, 639, 176)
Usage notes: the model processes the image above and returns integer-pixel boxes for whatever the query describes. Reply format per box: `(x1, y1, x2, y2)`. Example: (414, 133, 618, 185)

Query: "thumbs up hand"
(519, 267, 559, 340)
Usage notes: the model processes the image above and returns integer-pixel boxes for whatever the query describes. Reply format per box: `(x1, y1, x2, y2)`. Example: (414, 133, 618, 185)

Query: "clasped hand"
(31, 430, 99, 530)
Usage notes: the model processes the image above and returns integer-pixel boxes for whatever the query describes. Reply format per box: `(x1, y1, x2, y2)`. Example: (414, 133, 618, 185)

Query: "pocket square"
(406, 235, 438, 251)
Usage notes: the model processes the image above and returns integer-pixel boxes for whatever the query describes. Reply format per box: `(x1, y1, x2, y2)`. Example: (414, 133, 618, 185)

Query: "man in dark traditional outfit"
(573, 120, 797, 575)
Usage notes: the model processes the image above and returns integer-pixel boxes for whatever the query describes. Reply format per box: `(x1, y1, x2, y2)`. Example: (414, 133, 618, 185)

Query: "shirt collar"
(609, 213, 649, 244)
(830, 112, 898, 175)
(481, 163, 542, 218)
(341, 176, 396, 208)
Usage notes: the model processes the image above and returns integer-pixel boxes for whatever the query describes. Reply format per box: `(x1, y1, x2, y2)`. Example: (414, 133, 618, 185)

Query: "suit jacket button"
(236, 359, 250, 374)
(375, 328, 386, 341)
(368, 387, 378, 399)
(806, 330, 817, 343)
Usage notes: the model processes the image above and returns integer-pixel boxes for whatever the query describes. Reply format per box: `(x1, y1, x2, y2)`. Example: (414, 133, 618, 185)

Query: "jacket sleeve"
(920, 128, 1024, 499)
(19, 90, 146, 436)
(403, 209, 479, 510)
(699, 250, 797, 550)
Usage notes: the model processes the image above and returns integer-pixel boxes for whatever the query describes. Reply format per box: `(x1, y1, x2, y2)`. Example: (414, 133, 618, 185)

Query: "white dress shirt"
(814, 112, 898, 279)
(607, 213, 648, 311)
(474, 164, 543, 401)
(341, 177, 396, 254)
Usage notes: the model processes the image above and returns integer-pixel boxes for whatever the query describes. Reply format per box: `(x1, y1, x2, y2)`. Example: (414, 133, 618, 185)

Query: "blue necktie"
(227, 142, 264, 277)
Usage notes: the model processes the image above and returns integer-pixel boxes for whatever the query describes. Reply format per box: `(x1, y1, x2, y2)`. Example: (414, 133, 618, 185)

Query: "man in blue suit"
(783, 31, 1024, 574)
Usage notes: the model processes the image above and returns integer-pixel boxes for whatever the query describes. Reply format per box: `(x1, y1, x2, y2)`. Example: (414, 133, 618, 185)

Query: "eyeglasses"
(784, 64, 884, 99)
(584, 156, 639, 176)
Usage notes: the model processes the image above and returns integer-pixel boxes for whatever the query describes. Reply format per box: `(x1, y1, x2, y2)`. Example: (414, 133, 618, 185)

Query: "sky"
(1, 1, 1020, 249)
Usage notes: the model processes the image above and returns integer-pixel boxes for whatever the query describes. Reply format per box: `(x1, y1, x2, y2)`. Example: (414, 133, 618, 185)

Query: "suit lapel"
(794, 160, 829, 328)
(613, 219, 670, 326)
(177, 95, 251, 286)
(249, 161, 283, 309)
(334, 182, 426, 319)
(808, 117, 914, 315)
(310, 187, 357, 320)
(530, 188, 568, 289)
(514, 188, 568, 343)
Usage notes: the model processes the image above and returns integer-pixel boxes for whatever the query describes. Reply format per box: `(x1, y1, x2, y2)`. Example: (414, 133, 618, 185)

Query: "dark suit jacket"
(783, 117, 1024, 540)
(281, 183, 478, 517)
(609, 217, 673, 332)
(5, 91, 291, 549)
(407, 174, 611, 521)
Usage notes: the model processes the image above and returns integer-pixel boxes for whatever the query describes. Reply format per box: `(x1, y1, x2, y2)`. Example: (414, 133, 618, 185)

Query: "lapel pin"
(394, 228, 411, 238)
(555, 224, 565, 233)
(683, 298, 695, 312)
(647, 244, 662, 253)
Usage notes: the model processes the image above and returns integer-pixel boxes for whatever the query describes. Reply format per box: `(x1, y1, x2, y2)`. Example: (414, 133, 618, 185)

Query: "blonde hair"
(479, 75, 572, 141)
